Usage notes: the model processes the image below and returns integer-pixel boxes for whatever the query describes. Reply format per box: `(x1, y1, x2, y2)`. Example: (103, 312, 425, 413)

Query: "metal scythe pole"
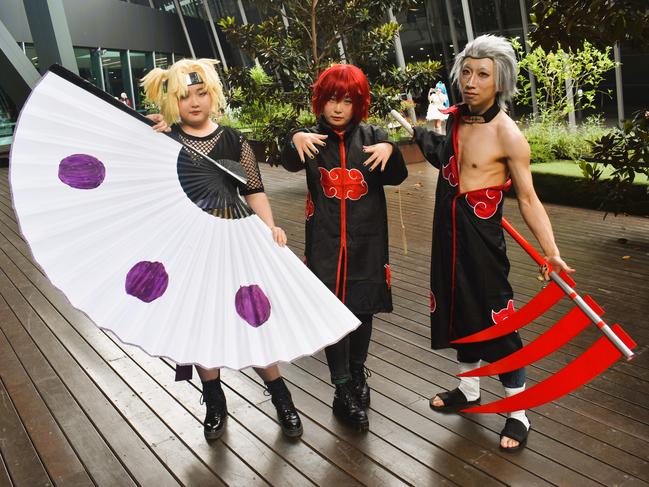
(502, 217, 635, 360)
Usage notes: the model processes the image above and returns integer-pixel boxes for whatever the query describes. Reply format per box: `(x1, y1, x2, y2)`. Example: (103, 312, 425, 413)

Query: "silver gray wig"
(450, 35, 518, 110)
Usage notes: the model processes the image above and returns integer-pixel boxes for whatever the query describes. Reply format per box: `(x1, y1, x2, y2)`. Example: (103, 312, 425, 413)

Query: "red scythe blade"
(451, 271, 576, 344)
(462, 324, 637, 413)
(458, 296, 603, 377)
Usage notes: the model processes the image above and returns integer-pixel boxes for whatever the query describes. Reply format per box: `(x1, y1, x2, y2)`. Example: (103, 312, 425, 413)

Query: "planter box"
(397, 140, 426, 165)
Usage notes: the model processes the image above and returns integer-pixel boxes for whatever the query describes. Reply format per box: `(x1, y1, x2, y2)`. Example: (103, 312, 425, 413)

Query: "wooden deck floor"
(0, 162, 647, 486)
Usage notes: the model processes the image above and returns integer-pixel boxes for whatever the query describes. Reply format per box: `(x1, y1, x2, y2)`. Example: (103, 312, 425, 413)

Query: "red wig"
(312, 64, 370, 124)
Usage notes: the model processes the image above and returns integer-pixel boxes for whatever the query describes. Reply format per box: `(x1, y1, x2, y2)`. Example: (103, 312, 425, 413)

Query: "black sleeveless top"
(172, 125, 264, 219)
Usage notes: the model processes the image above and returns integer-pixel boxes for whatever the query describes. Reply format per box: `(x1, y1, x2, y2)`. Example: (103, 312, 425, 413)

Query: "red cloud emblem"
(305, 191, 314, 221)
(441, 155, 458, 187)
(491, 299, 515, 324)
(465, 188, 504, 219)
(319, 167, 368, 200)
(429, 290, 437, 313)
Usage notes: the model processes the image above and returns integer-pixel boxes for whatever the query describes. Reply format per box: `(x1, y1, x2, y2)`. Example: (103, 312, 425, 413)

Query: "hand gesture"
(363, 142, 393, 172)
(292, 132, 328, 163)
(146, 113, 171, 133)
(540, 255, 575, 280)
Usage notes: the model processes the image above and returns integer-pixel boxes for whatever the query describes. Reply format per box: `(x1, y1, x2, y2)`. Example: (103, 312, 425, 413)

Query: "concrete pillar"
(90, 48, 104, 90)
(172, 0, 196, 58)
(237, 0, 260, 66)
(444, 0, 460, 55)
(519, 0, 538, 117)
(565, 75, 576, 129)
(613, 42, 625, 126)
(460, 0, 474, 43)
(22, 0, 78, 74)
(389, 8, 417, 124)
(202, 0, 228, 69)
(0, 18, 41, 109)
(120, 50, 135, 106)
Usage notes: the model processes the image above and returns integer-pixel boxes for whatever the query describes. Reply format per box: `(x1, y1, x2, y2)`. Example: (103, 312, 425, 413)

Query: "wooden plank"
(246, 364, 541, 487)
(350, 341, 649, 483)
(371, 316, 649, 443)
(0, 236, 314, 487)
(0, 294, 136, 486)
(0, 372, 52, 486)
(1, 158, 648, 487)
(0, 267, 181, 487)
(0, 174, 647, 365)
(370, 326, 649, 466)
(0, 453, 13, 487)
(294, 354, 601, 487)
(5, 177, 412, 486)
(252, 160, 648, 484)
(0, 202, 292, 485)
(241, 366, 464, 487)
(218, 369, 397, 487)
(0, 324, 94, 486)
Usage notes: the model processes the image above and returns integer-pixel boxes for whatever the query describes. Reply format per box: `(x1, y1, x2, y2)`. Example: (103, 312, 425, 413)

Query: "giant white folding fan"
(10, 65, 360, 370)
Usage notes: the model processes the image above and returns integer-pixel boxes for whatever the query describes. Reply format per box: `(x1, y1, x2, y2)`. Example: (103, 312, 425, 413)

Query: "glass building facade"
(2, 0, 647, 147)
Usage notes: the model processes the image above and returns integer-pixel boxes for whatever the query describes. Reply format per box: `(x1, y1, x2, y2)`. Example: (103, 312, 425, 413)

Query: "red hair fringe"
(312, 64, 370, 124)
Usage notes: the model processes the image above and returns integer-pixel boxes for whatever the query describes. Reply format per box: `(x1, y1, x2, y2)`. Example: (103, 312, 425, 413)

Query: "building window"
(156, 52, 173, 69)
(101, 50, 126, 99)
(24, 43, 39, 70)
(74, 47, 102, 88)
(0, 85, 17, 141)
(130, 51, 149, 109)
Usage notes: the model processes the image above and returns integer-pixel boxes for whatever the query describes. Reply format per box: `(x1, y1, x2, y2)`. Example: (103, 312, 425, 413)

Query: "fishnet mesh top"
(176, 126, 264, 195)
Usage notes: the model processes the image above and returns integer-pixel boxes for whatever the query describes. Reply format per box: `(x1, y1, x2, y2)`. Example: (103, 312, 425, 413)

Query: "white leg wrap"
(505, 385, 530, 430)
(457, 361, 481, 401)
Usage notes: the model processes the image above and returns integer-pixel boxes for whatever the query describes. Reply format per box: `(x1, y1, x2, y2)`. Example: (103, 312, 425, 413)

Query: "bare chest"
(456, 123, 508, 190)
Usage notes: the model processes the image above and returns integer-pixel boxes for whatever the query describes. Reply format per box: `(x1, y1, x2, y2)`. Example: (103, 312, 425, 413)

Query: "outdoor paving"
(0, 162, 647, 486)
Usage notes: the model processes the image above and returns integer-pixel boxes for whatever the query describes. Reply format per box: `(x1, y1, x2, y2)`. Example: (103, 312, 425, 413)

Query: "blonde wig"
(141, 58, 226, 125)
(450, 35, 518, 110)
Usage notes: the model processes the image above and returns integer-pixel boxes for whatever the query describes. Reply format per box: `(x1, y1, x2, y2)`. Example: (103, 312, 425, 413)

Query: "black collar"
(459, 101, 500, 124)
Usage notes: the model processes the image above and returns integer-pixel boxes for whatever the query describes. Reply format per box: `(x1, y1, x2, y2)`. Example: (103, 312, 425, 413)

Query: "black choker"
(459, 102, 500, 124)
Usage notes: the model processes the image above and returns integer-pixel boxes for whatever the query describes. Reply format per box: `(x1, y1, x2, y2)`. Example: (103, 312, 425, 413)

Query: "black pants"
(325, 314, 373, 384)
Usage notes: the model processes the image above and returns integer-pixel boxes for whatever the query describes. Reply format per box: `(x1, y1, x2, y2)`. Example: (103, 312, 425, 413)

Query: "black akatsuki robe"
(281, 117, 408, 315)
(414, 106, 522, 362)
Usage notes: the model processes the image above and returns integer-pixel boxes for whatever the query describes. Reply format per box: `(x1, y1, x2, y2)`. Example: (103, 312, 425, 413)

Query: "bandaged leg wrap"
(504, 385, 530, 430)
(457, 361, 481, 401)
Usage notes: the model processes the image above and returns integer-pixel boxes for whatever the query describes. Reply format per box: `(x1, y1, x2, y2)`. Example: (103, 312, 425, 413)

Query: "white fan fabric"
(10, 70, 360, 369)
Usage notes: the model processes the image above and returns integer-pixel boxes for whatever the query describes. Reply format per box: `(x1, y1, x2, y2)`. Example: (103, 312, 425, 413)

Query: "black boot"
(266, 378, 303, 438)
(350, 364, 371, 409)
(332, 382, 369, 431)
(201, 379, 227, 441)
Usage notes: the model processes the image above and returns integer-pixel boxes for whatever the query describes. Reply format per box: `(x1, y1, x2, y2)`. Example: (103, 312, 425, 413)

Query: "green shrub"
(522, 116, 610, 164)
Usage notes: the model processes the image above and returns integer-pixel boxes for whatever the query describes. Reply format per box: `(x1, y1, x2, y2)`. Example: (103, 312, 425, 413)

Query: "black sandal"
(429, 387, 481, 413)
(499, 417, 530, 453)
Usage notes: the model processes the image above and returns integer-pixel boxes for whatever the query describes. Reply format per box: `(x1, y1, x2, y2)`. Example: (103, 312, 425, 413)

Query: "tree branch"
(311, 0, 319, 66)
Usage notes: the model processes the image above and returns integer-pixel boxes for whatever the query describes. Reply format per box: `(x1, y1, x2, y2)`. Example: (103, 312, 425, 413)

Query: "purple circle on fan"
(59, 154, 105, 189)
(125, 261, 168, 303)
(235, 285, 271, 327)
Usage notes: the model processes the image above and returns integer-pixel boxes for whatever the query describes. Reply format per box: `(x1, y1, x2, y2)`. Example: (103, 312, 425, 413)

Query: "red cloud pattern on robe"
(429, 290, 437, 313)
(441, 155, 458, 187)
(319, 167, 368, 200)
(305, 191, 314, 220)
(465, 188, 504, 219)
(491, 299, 515, 324)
